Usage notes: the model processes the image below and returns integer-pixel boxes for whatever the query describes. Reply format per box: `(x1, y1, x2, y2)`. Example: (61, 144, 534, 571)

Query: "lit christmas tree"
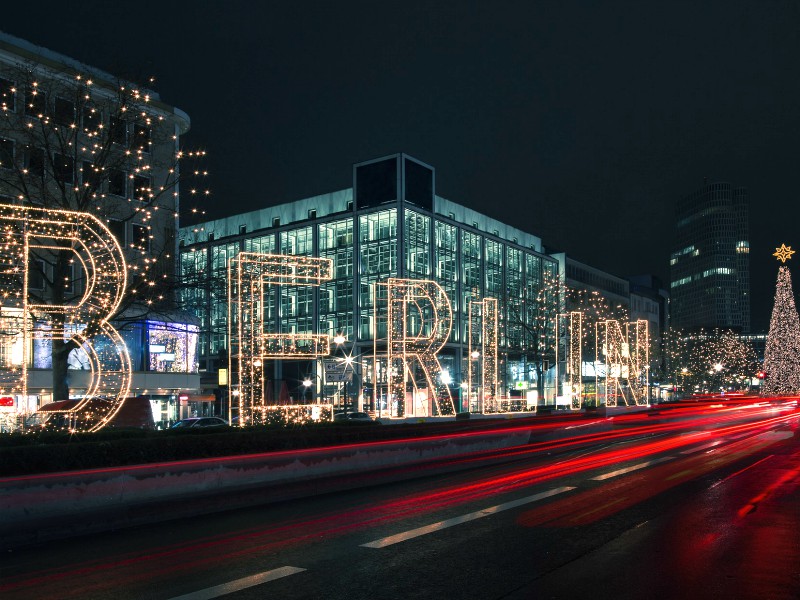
(763, 244, 800, 395)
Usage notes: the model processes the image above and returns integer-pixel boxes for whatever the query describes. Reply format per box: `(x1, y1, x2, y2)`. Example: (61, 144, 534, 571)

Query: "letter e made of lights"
(227, 253, 333, 425)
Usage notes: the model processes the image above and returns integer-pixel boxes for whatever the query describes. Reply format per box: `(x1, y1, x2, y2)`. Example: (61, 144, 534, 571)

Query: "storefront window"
(147, 321, 199, 373)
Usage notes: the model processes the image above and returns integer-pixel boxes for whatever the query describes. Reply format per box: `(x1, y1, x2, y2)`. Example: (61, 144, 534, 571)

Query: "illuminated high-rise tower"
(670, 182, 750, 332)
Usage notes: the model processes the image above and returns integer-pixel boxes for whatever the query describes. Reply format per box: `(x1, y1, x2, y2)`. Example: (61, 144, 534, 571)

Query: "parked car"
(170, 417, 228, 428)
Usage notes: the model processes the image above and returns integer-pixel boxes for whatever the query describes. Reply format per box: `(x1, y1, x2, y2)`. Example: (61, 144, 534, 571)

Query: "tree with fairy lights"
(664, 327, 757, 394)
(762, 244, 800, 395)
(504, 262, 563, 400)
(566, 287, 629, 363)
(0, 60, 208, 403)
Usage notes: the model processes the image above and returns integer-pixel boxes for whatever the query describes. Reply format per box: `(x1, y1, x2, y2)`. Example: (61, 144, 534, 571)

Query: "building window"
(24, 88, 45, 117)
(109, 117, 127, 145)
(53, 97, 75, 126)
(108, 169, 126, 196)
(24, 146, 44, 177)
(132, 224, 150, 252)
(53, 153, 74, 183)
(108, 219, 126, 246)
(82, 104, 100, 131)
(81, 161, 102, 189)
(62, 263, 75, 294)
(133, 175, 151, 202)
(0, 138, 13, 169)
(0, 78, 15, 112)
(28, 259, 45, 290)
(133, 123, 151, 152)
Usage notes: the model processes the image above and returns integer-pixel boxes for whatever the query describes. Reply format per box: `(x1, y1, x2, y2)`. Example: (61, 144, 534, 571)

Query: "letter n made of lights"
(468, 297, 499, 413)
(595, 319, 649, 407)
(0, 203, 131, 432)
(556, 311, 583, 410)
(386, 278, 455, 417)
(227, 253, 333, 425)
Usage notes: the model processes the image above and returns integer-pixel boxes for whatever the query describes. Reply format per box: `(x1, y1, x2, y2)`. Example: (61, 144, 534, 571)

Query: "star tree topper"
(773, 244, 795, 263)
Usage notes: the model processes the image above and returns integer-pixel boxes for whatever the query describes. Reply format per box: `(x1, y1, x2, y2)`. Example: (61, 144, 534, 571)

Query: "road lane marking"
(166, 566, 306, 600)
(360, 486, 575, 548)
(591, 456, 674, 481)
(680, 441, 722, 455)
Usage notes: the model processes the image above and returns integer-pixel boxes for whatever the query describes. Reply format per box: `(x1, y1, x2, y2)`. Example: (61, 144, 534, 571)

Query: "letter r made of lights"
(595, 319, 649, 407)
(228, 253, 333, 425)
(468, 298, 499, 413)
(386, 278, 455, 417)
(0, 203, 131, 432)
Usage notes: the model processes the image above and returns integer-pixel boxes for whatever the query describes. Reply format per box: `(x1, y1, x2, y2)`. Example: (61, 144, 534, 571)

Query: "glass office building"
(179, 155, 560, 414)
(670, 182, 750, 333)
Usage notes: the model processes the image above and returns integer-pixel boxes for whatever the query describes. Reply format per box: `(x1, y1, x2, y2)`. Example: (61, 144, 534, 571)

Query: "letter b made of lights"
(0, 204, 131, 432)
(386, 278, 456, 417)
(227, 253, 333, 425)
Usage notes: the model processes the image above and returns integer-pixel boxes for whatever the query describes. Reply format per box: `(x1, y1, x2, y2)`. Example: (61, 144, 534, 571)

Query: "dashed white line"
(680, 440, 722, 455)
(166, 566, 306, 600)
(591, 456, 674, 481)
(360, 486, 575, 549)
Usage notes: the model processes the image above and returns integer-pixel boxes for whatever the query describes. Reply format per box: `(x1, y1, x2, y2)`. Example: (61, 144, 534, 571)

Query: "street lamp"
(333, 332, 350, 415)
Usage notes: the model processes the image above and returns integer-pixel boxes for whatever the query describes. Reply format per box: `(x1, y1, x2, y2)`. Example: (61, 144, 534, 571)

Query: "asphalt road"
(3, 400, 799, 600)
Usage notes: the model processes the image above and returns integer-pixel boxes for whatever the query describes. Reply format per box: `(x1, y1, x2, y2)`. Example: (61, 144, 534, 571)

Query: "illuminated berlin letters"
(228, 253, 333, 425)
(386, 278, 455, 417)
(468, 297, 498, 413)
(595, 319, 649, 407)
(0, 204, 131, 432)
(556, 311, 583, 410)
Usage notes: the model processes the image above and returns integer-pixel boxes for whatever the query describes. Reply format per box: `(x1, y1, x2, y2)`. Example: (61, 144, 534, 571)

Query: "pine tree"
(763, 265, 800, 394)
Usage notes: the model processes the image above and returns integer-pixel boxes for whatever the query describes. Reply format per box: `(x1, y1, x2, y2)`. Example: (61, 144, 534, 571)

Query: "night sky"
(4, 1, 799, 332)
